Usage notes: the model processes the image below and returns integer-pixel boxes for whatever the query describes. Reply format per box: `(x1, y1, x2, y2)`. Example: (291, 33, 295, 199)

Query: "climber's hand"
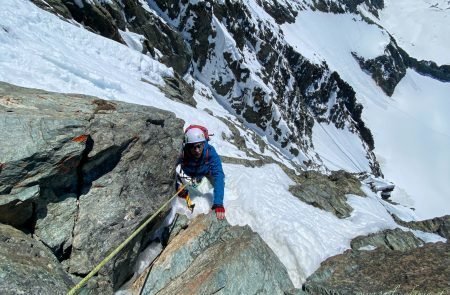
(212, 204, 225, 220)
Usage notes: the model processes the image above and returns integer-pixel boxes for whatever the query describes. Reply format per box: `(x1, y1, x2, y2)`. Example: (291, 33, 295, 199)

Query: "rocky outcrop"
(0, 224, 73, 295)
(353, 37, 450, 97)
(304, 241, 450, 294)
(304, 227, 444, 294)
(393, 214, 450, 240)
(285, 48, 376, 154)
(285, 0, 384, 16)
(254, 0, 385, 19)
(363, 175, 395, 199)
(352, 40, 407, 96)
(350, 228, 424, 251)
(159, 75, 196, 107)
(289, 170, 364, 218)
(399, 47, 450, 83)
(140, 214, 295, 295)
(0, 82, 184, 292)
(256, 0, 298, 24)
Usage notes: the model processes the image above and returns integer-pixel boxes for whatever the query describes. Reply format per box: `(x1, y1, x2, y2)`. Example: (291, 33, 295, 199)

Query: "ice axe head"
(186, 195, 195, 213)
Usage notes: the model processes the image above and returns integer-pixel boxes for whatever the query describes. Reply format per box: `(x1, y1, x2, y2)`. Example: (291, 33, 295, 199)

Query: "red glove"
(212, 204, 225, 220)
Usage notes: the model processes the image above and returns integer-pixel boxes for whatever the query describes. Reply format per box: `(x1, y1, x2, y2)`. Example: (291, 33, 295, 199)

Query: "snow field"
(282, 10, 450, 219)
(377, 0, 450, 65)
(312, 122, 371, 173)
(222, 163, 441, 287)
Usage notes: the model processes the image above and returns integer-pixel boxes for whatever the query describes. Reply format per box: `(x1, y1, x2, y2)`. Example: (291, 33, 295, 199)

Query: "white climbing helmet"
(184, 127, 206, 144)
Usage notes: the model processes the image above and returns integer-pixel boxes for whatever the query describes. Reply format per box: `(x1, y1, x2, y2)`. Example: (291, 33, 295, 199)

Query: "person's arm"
(208, 146, 225, 219)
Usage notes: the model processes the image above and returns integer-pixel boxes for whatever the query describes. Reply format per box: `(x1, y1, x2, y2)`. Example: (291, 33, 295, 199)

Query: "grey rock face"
(0, 224, 73, 295)
(140, 214, 295, 295)
(304, 242, 450, 294)
(289, 170, 364, 218)
(35, 193, 78, 258)
(159, 75, 196, 107)
(350, 228, 424, 251)
(0, 82, 184, 292)
(0, 185, 40, 226)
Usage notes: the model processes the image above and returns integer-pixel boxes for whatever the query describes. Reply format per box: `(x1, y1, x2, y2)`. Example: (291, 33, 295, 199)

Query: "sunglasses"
(189, 142, 204, 151)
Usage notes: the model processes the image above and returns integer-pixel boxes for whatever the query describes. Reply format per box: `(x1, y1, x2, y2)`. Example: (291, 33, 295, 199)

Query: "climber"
(176, 125, 225, 220)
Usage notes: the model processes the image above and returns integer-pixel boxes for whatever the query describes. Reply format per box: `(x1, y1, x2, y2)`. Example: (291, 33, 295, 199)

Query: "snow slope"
(0, 0, 446, 288)
(170, 163, 443, 286)
(283, 10, 450, 220)
(376, 0, 450, 65)
(0, 0, 249, 160)
(312, 122, 371, 173)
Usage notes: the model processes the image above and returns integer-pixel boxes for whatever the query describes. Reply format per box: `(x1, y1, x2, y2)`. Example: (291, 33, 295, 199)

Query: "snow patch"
(118, 29, 145, 53)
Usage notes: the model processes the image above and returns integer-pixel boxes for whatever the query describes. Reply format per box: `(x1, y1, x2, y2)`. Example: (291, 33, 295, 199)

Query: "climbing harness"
(177, 174, 196, 213)
(176, 166, 202, 213)
(67, 183, 188, 295)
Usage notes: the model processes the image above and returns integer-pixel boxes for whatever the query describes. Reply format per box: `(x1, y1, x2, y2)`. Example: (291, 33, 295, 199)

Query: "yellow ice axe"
(185, 194, 195, 212)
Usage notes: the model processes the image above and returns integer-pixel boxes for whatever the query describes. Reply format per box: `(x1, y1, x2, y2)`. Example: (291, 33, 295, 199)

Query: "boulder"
(350, 228, 424, 252)
(0, 82, 184, 292)
(304, 242, 450, 294)
(289, 170, 364, 218)
(140, 214, 295, 295)
(363, 174, 395, 199)
(0, 223, 73, 295)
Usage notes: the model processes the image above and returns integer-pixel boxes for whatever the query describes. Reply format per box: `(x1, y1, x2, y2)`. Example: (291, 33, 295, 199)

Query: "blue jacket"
(179, 142, 225, 206)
